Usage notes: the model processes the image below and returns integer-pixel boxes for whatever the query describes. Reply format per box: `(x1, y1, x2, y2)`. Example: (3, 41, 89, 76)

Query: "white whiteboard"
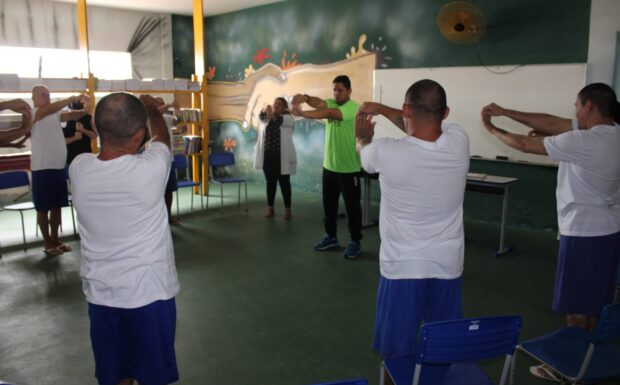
(373, 64, 587, 165)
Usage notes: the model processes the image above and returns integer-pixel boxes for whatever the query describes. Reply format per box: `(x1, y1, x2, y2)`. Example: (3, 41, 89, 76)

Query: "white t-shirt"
(361, 123, 470, 279)
(543, 120, 620, 236)
(30, 108, 68, 171)
(69, 142, 180, 309)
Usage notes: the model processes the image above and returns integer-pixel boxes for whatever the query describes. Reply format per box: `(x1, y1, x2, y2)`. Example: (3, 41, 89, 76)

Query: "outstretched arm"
(359, 102, 405, 133)
(0, 127, 30, 147)
(355, 112, 375, 151)
(482, 103, 572, 136)
(36, 94, 89, 122)
(0, 99, 32, 147)
(140, 95, 170, 149)
(292, 93, 327, 110)
(291, 104, 343, 121)
(0, 99, 32, 119)
(481, 112, 547, 155)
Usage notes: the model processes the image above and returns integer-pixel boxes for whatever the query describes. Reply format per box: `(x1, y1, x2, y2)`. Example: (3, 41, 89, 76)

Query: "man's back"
(361, 123, 469, 279)
(69, 142, 179, 309)
(544, 122, 620, 236)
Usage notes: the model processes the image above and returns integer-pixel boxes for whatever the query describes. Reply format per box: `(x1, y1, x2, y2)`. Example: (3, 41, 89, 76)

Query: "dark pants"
(322, 168, 362, 242)
(263, 151, 291, 207)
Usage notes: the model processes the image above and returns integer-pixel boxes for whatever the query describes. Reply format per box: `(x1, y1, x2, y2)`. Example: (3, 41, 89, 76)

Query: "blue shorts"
(552, 232, 620, 316)
(31, 169, 68, 212)
(373, 276, 462, 358)
(88, 298, 179, 385)
(165, 163, 178, 193)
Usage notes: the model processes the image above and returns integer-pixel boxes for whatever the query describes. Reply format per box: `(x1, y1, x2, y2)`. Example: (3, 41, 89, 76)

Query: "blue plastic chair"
(514, 303, 620, 385)
(0, 171, 36, 254)
(173, 154, 204, 215)
(307, 379, 368, 385)
(207, 152, 247, 213)
(380, 316, 522, 385)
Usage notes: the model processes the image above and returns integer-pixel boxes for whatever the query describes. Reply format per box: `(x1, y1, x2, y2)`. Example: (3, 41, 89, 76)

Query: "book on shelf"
(177, 108, 202, 123)
(183, 135, 202, 155)
(172, 133, 185, 155)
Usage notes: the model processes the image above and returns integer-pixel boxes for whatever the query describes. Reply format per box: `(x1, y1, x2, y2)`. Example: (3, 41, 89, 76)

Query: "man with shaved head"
(69, 93, 179, 385)
(31, 85, 89, 256)
(355, 79, 470, 362)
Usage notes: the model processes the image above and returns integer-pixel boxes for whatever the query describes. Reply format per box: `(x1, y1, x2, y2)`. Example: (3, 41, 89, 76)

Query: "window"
(0, 46, 131, 80)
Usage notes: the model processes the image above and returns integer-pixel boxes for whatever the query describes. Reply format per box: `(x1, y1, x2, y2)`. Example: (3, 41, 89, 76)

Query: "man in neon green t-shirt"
(292, 75, 362, 259)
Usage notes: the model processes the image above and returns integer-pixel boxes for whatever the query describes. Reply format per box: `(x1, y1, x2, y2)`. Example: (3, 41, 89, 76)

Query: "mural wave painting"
(206, 51, 376, 130)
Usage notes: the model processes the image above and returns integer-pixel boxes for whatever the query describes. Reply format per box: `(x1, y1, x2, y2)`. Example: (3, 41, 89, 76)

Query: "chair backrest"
(592, 303, 620, 343)
(173, 154, 188, 170)
(0, 171, 30, 190)
(415, 316, 522, 365)
(209, 152, 235, 168)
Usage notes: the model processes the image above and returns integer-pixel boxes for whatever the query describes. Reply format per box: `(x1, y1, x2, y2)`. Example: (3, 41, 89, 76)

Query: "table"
(361, 171, 519, 256)
(465, 175, 519, 256)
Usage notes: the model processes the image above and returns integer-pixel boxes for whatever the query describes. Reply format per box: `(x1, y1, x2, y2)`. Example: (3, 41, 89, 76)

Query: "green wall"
(171, 0, 590, 230)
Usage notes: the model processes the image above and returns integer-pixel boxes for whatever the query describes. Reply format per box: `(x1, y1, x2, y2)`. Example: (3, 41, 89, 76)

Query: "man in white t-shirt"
(482, 83, 620, 382)
(31, 85, 89, 256)
(69, 93, 180, 385)
(355, 79, 470, 360)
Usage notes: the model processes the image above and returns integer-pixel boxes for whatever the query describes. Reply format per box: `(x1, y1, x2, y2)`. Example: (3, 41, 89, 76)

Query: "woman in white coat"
(254, 97, 297, 219)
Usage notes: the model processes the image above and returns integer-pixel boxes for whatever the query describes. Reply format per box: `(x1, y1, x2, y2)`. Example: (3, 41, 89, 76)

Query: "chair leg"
(70, 204, 77, 240)
(175, 191, 180, 216)
(379, 363, 385, 385)
(220, 184, 224, 213)
(190, 188, 194, 210)
(206, 184, 210, 210)
(19, 211, 27, 251)
(199, 185, 205, 214)
(237, 183, 241, 208)
(244, 182, 248, 212)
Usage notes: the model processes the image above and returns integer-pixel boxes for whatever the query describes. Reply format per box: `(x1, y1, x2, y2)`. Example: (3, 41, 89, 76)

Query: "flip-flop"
(43, 247, 63, 257)
(530, 364, 561, 383)
(57, 244, 72, 252)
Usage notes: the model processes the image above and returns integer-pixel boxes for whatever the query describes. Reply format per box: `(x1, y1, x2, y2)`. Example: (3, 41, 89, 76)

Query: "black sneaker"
(314, 235, 339, 251)
(343, 240, 361, 259)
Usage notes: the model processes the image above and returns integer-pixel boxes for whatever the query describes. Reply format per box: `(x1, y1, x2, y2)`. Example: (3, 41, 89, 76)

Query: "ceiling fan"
(437, 1, 486, 44)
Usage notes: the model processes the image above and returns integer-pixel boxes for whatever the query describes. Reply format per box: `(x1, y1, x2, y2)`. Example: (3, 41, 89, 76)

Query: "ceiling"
(50, 0, 285, 16)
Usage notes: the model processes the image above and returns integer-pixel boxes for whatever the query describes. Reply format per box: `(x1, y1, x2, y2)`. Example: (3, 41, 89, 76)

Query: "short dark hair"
(94, 92, 146, 146)
(275, 97, 290, 114)
(405, 79, 447, 121)
(333, 75, 351, 90)
(577, 83, 618, 119)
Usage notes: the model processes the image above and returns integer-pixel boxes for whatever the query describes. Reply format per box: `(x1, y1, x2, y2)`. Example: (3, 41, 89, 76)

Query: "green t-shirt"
(324, 99, 361, 173)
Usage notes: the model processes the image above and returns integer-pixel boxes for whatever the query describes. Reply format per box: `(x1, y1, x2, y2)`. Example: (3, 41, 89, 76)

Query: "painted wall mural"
(206, 37, 376, 188)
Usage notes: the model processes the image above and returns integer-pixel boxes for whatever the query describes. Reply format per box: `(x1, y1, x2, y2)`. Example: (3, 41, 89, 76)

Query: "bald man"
(31, 85, 89, 256)
(356, 79, 469, 360)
